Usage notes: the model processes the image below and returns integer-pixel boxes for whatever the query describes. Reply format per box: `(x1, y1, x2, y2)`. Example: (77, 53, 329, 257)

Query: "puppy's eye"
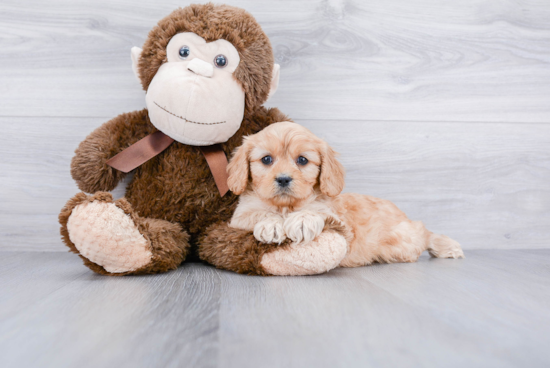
(179, 46, 190, 59)
(297, 156, 308, 166)
(261, 155, 273, 165)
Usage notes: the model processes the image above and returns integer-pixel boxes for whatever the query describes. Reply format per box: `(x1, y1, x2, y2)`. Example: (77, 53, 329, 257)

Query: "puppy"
(227, 122, 464, 268)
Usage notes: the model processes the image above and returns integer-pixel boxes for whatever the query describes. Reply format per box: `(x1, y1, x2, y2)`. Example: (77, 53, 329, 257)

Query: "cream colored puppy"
(228, 122, 463, 271)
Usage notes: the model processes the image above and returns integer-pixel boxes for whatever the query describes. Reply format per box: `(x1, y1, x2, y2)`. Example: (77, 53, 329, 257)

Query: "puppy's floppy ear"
(227, 137, 252, 195)
(319, 142, 345, 197)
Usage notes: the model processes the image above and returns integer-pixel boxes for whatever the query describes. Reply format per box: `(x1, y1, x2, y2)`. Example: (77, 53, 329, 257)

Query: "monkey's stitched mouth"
(154, 102, 226, 125)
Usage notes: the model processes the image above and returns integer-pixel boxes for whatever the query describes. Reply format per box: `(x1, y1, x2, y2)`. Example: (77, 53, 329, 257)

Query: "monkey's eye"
(297, 156, 308, 166)
(179, 46, 190, 59)
(214, 54, 228, 68)
(261, 155, 273, 165)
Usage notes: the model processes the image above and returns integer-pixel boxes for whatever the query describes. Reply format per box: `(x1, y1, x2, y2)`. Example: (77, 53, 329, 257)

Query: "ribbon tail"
(200, 145, 230, 197)
(106, 131, 175, 173)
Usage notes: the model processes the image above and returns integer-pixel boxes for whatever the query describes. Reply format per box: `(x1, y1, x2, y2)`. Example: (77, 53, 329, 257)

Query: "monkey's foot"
(67, 194, 151, 273)
(59, 192, 190, 275)
(260, 232, 348, 276)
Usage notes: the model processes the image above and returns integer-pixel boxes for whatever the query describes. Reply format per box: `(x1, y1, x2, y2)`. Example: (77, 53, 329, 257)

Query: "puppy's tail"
(427, 232, 464, 259)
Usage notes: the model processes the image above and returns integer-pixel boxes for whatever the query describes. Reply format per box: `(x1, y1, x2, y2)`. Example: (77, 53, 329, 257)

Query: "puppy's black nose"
(276, 176, 293, 188)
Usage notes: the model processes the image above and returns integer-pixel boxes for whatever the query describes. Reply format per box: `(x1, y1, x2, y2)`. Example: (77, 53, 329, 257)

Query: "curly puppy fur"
(60, 4, 291, 275)
(227, 123, 464, 268)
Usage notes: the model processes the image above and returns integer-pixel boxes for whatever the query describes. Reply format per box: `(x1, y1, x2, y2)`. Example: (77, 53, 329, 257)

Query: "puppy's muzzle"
(275, 175, 293, 188)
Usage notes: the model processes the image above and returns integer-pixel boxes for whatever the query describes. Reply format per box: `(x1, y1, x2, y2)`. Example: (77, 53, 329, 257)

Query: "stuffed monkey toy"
(59, 4, 349, 276)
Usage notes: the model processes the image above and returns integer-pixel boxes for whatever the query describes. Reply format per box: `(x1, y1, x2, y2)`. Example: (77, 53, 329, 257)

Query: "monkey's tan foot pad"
(261, 232, 348, 276)
(67, 200, 152, 273)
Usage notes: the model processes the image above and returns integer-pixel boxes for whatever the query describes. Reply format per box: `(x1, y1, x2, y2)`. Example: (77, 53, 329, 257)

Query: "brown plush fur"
(70, 110, 156, 194)
(199, 222, 291, 276)
(69, 106, 288, 234)
(60, 3, 291, 276)
(198, 215, 350, 275)
(62, 106, 289, 275)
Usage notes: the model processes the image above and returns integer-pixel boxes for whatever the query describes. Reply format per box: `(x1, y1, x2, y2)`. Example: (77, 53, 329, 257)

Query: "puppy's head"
(227, 122, 345, 206)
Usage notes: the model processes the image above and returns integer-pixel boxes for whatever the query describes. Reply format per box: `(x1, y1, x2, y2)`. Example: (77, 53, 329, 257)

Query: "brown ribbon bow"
(106, 131, 229, 196)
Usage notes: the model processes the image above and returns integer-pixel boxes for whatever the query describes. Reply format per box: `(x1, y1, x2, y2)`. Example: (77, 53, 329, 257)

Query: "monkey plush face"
(137, 33, 245, 145)
(130, 4, 280, 146)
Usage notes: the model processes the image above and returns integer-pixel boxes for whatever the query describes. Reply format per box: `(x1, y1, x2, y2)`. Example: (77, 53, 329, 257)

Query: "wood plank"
(216, 249, 550, 368)
(0, 252, 89, 321)
(0, 253, 221, 368)
(0, 0, 549, 122)
(1, 117, 548, 251)
(3, 250, 548, 367)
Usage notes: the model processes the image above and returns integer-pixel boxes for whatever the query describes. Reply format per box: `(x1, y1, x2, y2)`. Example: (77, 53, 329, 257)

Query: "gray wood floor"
(1, 250, 549, 368)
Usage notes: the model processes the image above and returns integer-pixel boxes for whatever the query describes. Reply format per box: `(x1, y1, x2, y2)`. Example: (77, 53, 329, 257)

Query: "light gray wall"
(1, 0, 549, 251)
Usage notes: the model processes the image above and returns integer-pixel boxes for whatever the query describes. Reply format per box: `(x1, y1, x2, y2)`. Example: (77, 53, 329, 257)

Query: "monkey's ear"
(266, 64, 280, 101)
(227, 138, 252, 195)
(131, 46, 143, 82)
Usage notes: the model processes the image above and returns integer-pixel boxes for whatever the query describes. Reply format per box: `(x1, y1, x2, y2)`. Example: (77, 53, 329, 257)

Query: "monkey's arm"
(198, 217, 350, 276)
(70, 109, 156, 193)
(199, 222, 289, 276)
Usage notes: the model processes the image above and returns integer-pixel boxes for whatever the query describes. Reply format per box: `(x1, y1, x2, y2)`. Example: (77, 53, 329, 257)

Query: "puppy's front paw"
(283, 211, 325, 244)
(253, 216, 286, 244)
